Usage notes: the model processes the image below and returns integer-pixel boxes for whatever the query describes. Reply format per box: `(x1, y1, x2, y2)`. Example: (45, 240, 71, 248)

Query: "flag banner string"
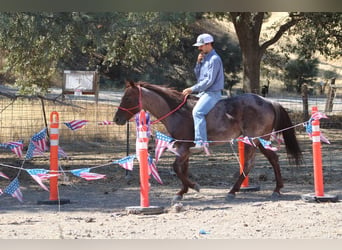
(0, 112, 329, 202)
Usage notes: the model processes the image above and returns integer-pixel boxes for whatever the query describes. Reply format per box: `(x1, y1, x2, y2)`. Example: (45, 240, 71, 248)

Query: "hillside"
(199, 12, 341, 90)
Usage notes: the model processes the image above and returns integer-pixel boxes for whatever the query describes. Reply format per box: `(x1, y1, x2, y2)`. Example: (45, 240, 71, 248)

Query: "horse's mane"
(137, 81, 196, 109)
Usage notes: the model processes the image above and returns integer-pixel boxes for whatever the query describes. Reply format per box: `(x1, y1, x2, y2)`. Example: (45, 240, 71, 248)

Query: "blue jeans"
(192, 91, 221, 144)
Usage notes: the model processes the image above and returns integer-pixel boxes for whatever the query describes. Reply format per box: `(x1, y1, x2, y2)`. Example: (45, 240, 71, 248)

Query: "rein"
(151, 93, 189, 125)
(118, 85, 189, 124)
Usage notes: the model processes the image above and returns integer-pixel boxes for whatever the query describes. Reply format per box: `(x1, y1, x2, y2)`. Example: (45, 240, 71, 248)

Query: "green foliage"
(0, 12, 340, 95)
(288, 12, 342, 59)
(0, 13, 74, 94)
(0, 12, 198, 94)
(321, 69, 338, 80)
(284, 57, 319, 92)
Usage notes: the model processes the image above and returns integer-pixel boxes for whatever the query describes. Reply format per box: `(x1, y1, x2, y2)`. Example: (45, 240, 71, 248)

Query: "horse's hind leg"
(227, 145, 256, 200)
(258, 145, 283, 197)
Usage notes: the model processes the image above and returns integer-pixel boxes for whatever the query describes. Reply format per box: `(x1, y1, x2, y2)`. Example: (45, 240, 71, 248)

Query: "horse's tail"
(272, 102, 302, 165)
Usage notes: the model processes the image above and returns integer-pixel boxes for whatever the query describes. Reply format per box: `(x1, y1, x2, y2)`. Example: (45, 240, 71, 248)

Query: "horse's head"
(113, 80, 141, 125)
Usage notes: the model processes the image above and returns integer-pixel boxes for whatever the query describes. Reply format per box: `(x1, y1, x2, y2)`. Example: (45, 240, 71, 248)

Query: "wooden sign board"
(63, 70, 98, 95)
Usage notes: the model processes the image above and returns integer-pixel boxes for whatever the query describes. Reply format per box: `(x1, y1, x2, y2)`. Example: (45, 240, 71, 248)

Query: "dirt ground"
(0, 131, 341, 239)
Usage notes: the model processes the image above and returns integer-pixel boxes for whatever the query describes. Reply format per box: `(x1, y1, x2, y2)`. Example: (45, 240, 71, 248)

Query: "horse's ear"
(125, 79, 135, 88)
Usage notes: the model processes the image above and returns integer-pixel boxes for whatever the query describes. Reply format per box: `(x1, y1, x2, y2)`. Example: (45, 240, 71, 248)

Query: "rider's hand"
(182, 88, 192, 95)
(197, 53, 204, 63)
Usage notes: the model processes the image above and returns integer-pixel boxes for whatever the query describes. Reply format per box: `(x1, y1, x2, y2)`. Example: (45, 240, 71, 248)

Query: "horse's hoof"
(171, 195, 183, 205)
(193, 183, 200, 192)
(271, 192, 281, 199)
(226, 193, 236, 201)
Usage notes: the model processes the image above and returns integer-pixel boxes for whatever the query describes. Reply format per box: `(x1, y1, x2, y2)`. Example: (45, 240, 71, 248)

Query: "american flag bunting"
(148, 155, 163, 184)
(58, 147, 68, 159)
(0, 140, 24, 158)
(0, 171, 10, 179)
(239, 136, 253, 146)
(113, 155, 136, 171)
(25, 128, 48, 159)
(97, 120, 114, 125)
(4, 177, 23, 202)
(135, 111, 151, 137)
(305, 119, 330, 144)
(64, 120, 88, 131)
(258, 138, 278, 151)
(71, 168, 106, 181)
(311, 112, 328, 121)
(25, 169, 49, 191)
(154, 131, 178, 162)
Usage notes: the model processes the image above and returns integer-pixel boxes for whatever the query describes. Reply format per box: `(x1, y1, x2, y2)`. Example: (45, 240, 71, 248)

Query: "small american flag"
(305, 120, 330, 144)
(4, 177, 23, 203)
(270, 133, 284, 145)
(239, 136, 253, 146)
(25, 169, 50, 191)
(0, 140, 24, 158)
(64, 120, 88, 131)
(154, 131, 177, 163)
(80, 172, 106, 181)
(113, 155, 136, 171)
(148, 155, 163, 184)
(97, 120, 114, 125)
(311, 112, 328, 121)
(32, 128, 48, 152)
(71, 168, 106, 181)
(0, 171, 9, 179)
(25, 128, 48, 159)
(135, 111, 151, 137)
(258, 138, 278, 151)
(58, 147, 68, 159)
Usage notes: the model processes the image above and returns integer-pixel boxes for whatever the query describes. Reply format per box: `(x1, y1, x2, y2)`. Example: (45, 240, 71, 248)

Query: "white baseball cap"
(193, 33, 214, 46)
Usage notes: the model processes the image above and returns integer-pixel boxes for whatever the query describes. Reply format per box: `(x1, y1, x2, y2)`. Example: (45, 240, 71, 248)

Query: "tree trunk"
(242, 50, 262, 94)
(230, 12, 264, 94)
(230, 12, 301, 95)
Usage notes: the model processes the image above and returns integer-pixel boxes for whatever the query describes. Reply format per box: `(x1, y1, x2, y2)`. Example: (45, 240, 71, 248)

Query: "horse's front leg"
(227, 145, 256, 200)
(171, 149, 199, 203)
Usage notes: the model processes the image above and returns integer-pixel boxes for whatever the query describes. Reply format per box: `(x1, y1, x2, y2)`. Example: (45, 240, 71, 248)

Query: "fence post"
(301, 107, 338, 203)
(324, 78, 336, 112)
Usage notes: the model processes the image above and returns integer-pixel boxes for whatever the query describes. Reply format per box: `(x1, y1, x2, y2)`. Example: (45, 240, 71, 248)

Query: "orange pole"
(49, 111, 59, 201)
(137, 110, 150, 207)
(238, 139, 249, 187)
(311, 107, 324, 197)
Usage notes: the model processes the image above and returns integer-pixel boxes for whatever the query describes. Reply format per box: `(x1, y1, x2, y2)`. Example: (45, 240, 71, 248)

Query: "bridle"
(117, 84, 189, 124)
(116, 85, 143, 116)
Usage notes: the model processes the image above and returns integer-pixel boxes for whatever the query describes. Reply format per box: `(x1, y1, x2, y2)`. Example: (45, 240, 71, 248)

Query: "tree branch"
(260, 15, 304, 53)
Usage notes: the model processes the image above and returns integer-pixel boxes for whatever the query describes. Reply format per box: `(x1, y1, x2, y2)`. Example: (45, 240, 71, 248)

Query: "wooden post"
(325, 78, 336, 112)
(301, 83, 309, 121)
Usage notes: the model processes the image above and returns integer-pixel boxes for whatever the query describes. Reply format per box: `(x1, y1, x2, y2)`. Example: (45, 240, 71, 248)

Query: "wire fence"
(1, 88, 342, 176)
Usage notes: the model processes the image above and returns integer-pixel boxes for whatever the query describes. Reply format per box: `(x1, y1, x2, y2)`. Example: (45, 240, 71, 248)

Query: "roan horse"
(114, 80, 302, 203)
